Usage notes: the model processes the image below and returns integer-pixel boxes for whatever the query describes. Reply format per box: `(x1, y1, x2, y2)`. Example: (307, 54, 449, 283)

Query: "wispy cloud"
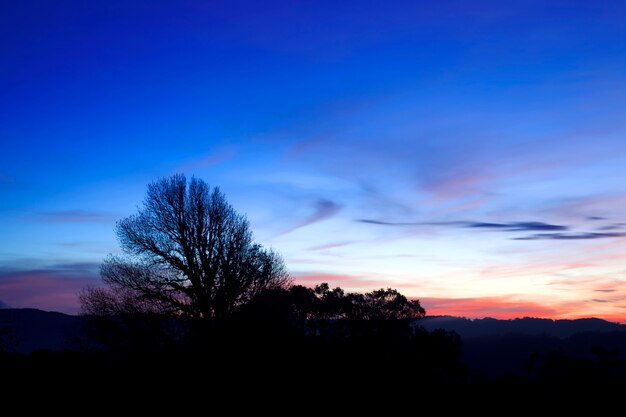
(279, 199, 341, 236)
(285, 136, 326, 160)
(177, 147, 238, 172)
(592, 299, 611, 303)
(359, 219, 567, 232)
(547, 195, 626, 221)
(595, 289, 616, 293)
(358, 219, 466, 227)
(514, 232, 626, 241)
(358, 217, 626, 243)
(0, 263, 101, 314)
(33, 210, 118, 224)
(422, 170, 495, 201)
(305, 199, 341, 225)
(467, 222, 567, 231)
(307, 241, 354, 251)
(596, 223, 626, 231)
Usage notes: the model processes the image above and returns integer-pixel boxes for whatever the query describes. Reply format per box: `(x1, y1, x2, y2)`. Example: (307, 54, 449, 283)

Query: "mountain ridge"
(420, 315, 625, 339)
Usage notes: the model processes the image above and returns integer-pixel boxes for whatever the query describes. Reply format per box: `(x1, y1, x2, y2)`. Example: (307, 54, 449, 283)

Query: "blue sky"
(1, 1, 626, 318)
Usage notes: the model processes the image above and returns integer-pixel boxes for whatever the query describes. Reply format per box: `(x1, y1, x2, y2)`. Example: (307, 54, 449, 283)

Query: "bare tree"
(81, 174, 290, 319)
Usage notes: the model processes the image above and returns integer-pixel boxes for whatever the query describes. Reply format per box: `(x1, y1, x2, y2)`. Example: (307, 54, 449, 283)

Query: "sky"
(1, 1, 626, 320)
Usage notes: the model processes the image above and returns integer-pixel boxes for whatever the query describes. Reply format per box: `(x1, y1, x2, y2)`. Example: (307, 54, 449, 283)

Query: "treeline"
(81, 283, 462, 372)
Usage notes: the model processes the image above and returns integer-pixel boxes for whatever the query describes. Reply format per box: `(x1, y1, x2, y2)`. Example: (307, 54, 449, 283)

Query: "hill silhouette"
(420, 315, 625, 338)
(0, 308, 83, 353)
(420, 316, 626, 377)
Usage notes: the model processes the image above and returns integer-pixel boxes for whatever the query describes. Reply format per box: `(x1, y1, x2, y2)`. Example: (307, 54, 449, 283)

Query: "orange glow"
(422, 296, 625, 323)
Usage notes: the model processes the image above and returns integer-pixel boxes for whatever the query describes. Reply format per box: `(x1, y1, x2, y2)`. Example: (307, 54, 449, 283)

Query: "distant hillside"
(420, 316, 626, 376)
(0, 308, 83, 354)
(420, 315, 625, 338)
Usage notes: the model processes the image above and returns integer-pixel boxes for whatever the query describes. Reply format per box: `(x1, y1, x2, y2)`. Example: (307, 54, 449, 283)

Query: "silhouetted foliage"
(81, 174, 290, 320)
(237, 283, 425, 331)
(0, 323, 14, 353)
(248, 283, 425, 322)
(228, 283, 463, 386)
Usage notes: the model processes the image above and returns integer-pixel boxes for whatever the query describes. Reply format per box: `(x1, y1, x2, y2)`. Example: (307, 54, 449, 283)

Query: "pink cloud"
(285, 136, 326, 160)
(0, 269, 100, 314)
(424, 171, 495, 202)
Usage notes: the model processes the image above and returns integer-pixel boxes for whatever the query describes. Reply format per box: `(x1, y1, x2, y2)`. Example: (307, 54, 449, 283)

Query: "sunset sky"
(2, 1, 626, 320)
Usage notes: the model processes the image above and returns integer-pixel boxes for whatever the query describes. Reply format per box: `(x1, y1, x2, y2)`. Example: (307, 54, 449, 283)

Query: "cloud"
(48, 261, 101, 271)
(514, 232, 626, 241)
(595, 289, 616, 293)
(359, 217, 626, 243)
(33, 210, 118, 224)
(305, 199, 341, 225)
(358, 219, 466, 227)
(592, 299, 611, 303)
(307, 241, 354, 251)
(177, 147, 238, 172)
(359, 219, 415, 226)
(548, 195, 626, 221)
(421, 171, 495, 201)
(359, 219, 567, 231)
(280, 199, 341, 235)
(467, 221, 567, 231)
(285, 136, 326, 160)
(597, 224, 624, 231)
(0, 263, 101, 314)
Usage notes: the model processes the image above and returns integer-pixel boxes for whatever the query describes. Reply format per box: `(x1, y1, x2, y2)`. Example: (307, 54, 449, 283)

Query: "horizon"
(2, 1, 626, 322)
(3, 305, 626, 327)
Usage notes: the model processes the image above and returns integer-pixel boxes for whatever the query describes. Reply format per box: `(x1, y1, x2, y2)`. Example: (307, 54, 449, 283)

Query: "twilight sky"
(2, 1, 626, 320)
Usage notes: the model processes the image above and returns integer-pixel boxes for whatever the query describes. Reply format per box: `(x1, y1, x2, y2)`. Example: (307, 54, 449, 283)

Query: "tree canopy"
(81, 174, 290, 319)
(243, 283, 426, 323)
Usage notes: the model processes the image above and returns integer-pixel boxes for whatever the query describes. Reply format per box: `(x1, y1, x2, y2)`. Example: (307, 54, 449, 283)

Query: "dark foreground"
(2, 344, 625, 410)
(3, 313, 626, 407)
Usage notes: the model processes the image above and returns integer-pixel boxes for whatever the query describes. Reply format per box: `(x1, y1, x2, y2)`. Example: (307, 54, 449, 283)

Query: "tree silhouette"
(359, 288, 425, 320)
(81, 174, 290, 320)
(240, 283, 426, 324)
(301, 283, 425, 320)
